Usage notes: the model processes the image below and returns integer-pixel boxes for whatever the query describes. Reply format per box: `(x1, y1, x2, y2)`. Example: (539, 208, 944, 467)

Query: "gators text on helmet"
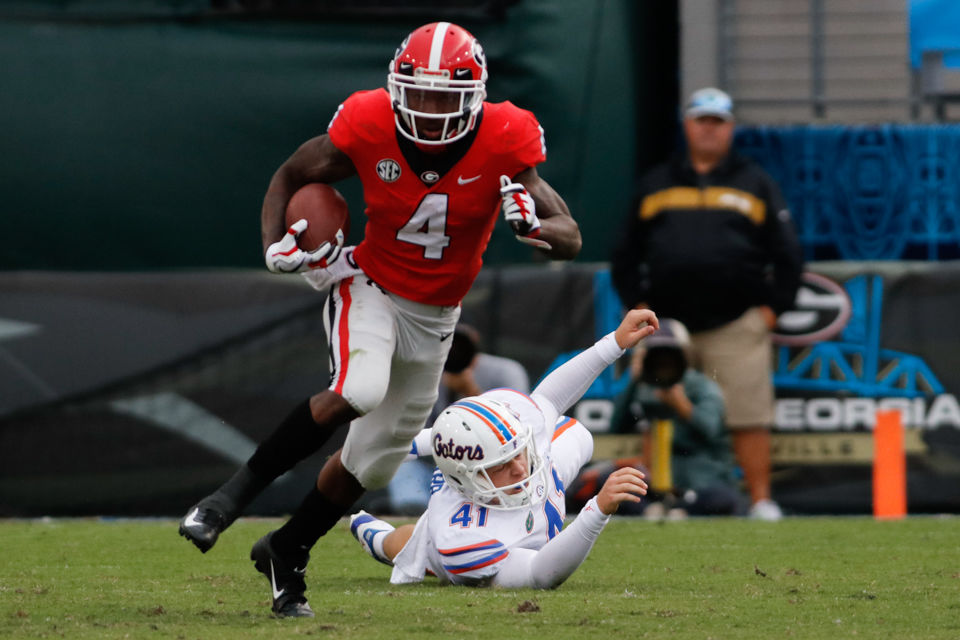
(430, 396, 549, 510)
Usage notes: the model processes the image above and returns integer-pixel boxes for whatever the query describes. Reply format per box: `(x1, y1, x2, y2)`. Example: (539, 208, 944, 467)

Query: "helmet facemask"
(466, 436, 550, 510)
(388, 69, 485, 146)
(387, 22, 487, 146)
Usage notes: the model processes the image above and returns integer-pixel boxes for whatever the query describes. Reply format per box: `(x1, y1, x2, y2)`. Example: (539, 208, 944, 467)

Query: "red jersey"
(327, 89, 546, 306)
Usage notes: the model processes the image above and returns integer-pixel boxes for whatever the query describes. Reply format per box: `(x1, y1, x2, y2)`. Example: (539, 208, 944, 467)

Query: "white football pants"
(323, 275, 459, 489)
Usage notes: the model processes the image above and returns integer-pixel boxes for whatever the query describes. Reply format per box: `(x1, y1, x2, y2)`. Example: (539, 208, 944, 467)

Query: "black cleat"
(179, 504, 227, 553)
(250, 532, 314, 618)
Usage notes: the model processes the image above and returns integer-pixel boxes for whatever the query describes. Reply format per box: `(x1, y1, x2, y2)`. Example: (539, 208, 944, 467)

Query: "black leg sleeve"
(270, 487, 352, 556)
(247, 399, 337, 481)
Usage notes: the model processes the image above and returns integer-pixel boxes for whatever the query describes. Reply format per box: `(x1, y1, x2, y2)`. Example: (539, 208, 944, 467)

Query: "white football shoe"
(349, 510, 395, 566)
(749, 499, 783, 521)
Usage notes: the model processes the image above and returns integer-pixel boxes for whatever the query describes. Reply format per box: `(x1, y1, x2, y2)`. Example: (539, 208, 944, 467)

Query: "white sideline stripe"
(0, 317, 41, 342)
(110, 392, 256, 464)
(428, 22, 450, 70)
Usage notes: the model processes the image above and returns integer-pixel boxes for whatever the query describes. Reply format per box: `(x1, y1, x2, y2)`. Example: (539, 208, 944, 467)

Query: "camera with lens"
(638, 318, 692, 388)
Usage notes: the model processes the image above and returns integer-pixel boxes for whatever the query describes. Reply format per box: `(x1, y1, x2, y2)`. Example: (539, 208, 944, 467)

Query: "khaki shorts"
(689, 307, 774, 429)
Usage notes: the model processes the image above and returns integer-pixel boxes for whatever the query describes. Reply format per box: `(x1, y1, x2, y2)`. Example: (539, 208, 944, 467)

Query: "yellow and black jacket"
(611, 151, 803, 332)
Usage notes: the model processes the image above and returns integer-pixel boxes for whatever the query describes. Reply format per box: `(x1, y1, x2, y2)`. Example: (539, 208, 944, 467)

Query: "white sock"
(368, 527, 391, 563)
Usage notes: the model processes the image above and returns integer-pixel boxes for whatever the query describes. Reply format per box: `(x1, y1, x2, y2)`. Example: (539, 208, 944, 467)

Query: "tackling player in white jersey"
(350, 308, 657, 588)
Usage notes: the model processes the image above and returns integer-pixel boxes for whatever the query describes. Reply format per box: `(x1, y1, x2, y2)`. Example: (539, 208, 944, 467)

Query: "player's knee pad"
(336, 367, 390, 416)
(393, 394, 438, 438)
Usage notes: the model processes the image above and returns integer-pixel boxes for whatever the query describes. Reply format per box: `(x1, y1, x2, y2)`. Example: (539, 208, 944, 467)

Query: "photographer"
(610, 319, 747, 516)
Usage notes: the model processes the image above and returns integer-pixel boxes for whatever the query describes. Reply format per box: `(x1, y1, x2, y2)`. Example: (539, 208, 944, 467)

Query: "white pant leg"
(323, 276, 395, 415)
(341, 292, 459, 490)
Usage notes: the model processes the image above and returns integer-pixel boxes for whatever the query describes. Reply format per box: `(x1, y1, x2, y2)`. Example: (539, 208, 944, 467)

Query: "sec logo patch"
(376, 159, 401, 183)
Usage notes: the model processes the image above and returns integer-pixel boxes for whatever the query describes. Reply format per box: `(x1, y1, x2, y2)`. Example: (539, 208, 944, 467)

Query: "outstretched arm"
(532, 309, 659, 421)
(492, 467, 648, 589)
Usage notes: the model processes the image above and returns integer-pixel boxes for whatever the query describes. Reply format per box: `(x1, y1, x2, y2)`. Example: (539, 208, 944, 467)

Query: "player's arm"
(500, 167, 581, 260)
(402, 428, 434, 462)
(261, 134, 357, 252)
(492, 468, 647, 589)
(515, 167, 581, 260)
(550, 417, 594, 489)
(531, 309, 658, 420)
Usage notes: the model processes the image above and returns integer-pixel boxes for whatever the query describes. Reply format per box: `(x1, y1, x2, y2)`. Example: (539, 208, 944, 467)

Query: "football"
(284, 183, 351, 252)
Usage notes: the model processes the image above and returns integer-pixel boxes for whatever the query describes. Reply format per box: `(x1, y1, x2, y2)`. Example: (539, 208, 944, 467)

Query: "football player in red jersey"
(178, 22, 581, 617)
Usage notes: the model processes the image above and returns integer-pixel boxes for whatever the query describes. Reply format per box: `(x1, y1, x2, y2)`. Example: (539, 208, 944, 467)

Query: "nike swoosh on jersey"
(457, 174, 481, 185)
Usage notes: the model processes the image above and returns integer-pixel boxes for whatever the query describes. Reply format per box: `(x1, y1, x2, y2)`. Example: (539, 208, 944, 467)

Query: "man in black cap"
(611, 88, 803, 521)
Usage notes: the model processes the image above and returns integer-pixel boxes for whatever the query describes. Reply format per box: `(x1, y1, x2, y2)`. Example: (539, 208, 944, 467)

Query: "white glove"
(265, 219, 345, 273)
(300, 246, 363, 292)
(499, 175, 552, 250)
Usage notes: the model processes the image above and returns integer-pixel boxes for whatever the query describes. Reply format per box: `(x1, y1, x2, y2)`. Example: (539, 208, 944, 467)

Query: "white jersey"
(391, 388, 592, 586)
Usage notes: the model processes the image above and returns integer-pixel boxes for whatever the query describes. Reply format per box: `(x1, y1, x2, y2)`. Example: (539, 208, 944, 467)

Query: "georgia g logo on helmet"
(387, 22, 488, 146)
(471, 38, 487, 70)
(393, 34, 411, 61)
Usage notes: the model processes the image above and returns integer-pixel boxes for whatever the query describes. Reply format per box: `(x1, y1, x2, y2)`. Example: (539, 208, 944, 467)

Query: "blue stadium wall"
(737, 126, 960, 261)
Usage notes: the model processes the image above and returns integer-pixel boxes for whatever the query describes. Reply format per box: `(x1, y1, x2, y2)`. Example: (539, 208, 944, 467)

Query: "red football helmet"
(388, 22, 488, 146)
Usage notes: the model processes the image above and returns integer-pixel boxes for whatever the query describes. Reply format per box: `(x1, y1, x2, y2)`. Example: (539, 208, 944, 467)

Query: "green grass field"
(2, 516, 959, 639)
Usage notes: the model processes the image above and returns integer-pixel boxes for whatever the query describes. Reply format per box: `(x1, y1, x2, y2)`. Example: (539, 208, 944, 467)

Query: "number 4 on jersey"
(396, 193, 451, 259)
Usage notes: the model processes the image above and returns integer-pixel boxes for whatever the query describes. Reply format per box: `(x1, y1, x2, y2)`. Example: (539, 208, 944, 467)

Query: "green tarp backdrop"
(0, 0, 659, 269)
